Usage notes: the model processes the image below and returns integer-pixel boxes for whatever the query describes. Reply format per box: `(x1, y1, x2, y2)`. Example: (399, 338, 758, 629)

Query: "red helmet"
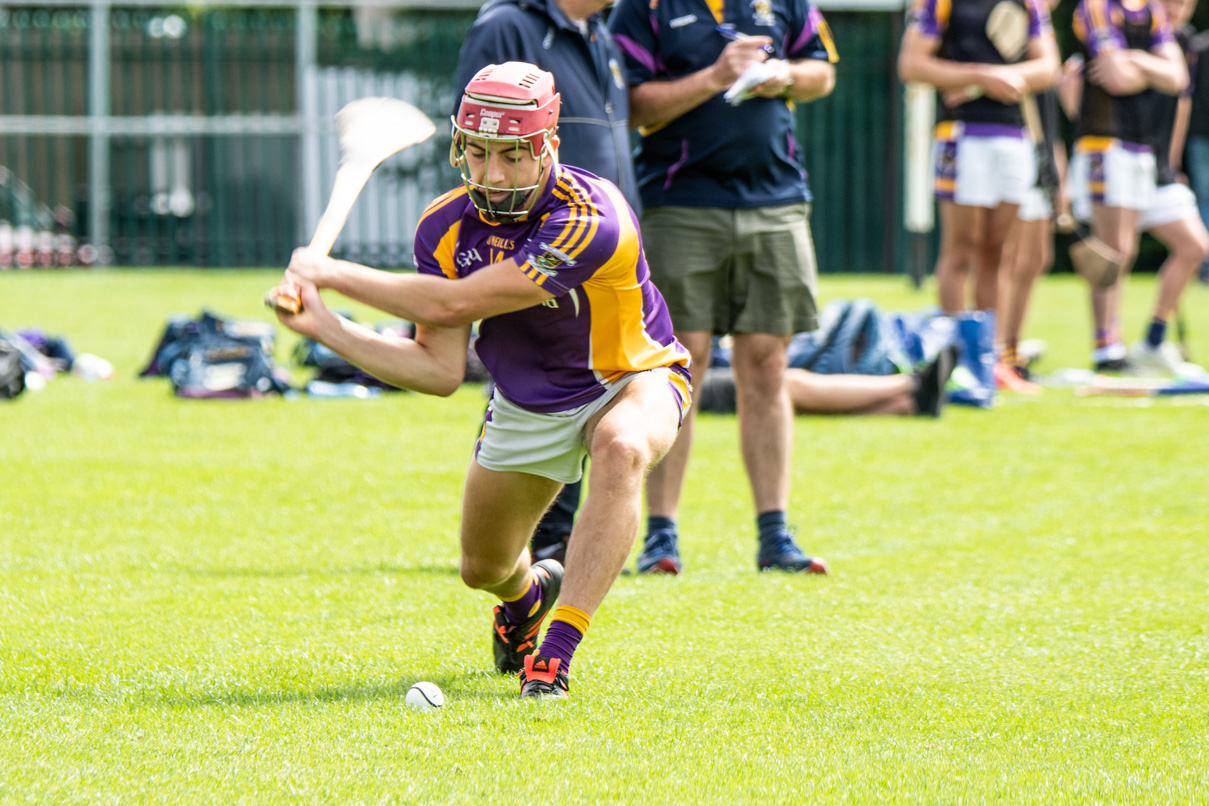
(450, 62, 561, 220)
(452, 62, 561, 158)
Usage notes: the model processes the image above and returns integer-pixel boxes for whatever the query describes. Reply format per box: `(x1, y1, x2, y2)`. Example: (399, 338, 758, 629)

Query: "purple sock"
(501, 572, 542, 624)
(538, 620, 584, 671)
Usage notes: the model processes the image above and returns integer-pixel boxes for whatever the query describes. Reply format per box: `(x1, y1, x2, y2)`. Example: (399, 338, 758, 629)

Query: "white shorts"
(932, 122, 1035, 208)
(1139, 183, 1199, 231)
(1018, 187, 1053, 222)
(473, 367, 689, 483)
(1068, 137, 1157, 220)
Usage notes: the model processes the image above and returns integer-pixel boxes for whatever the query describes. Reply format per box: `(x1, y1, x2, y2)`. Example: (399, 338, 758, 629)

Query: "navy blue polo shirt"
(455, 0, 639, 210)
(608, 0, 837, 209)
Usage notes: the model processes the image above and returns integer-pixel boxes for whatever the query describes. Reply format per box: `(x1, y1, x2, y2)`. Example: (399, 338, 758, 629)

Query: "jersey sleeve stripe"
(432, 221, 461, 280)
(549, 175, 601, 259)
(548, 178, 589, 252)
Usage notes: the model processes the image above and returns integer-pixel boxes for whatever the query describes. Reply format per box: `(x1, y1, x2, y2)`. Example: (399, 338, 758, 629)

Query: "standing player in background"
(454, 0, 637, 566)
(269, 63, 692, 698)
(609, 0, 837, 576)
(898, 0, 1060, 319)
(1067, 0, 1188, 372)
(992, 82, 1063, 395)
(1127, 0, 1209, 372)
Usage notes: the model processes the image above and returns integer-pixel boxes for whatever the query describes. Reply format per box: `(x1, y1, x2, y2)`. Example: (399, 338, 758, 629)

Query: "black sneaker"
(491, 559, 563, 675)
(757, 529, 830, 574)
(912, 345, 958, 417)
(1093, 357, 1137, 373)
(519, 653, 569, 699)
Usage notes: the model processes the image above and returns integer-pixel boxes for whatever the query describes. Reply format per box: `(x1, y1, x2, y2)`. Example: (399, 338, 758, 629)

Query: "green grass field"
(2, 270, 1207, 803)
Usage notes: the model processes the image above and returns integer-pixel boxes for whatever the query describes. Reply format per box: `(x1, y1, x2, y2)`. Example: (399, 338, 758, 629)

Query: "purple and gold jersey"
(1074, 0, 1175, 145)
(414, 164, 691, 413)
(906, 0, 1052, 128)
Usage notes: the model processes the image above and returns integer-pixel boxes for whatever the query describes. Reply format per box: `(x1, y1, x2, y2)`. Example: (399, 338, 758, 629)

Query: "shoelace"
(761, 530, 804, 560)
(644, 529, 677, 554)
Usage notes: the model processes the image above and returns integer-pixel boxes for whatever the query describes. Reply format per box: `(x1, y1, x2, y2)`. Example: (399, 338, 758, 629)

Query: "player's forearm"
(315, 315, 464, 396)
(324, 260, 473, 328)
(1057, 59, 1083, 119)
(897, 52, 997, 90)
(628, 69, 728, 129)
(1092, 50, 1148, 95)
(1132, 49, 1187, 95)
(1014, 56, 1060, 93)
(784, 60, 835, 102)
(1172, 96, 1191, 171)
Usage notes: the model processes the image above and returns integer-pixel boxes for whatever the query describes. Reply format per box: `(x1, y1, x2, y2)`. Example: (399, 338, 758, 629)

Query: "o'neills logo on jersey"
(486, 235, 515, 250)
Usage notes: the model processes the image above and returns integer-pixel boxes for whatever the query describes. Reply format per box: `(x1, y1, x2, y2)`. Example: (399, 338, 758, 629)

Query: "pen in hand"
(715, 24, 776, 56)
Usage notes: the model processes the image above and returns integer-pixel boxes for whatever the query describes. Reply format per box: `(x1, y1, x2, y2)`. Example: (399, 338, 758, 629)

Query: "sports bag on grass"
(141, 311, 291, 399)
(786, 298, 900, 375)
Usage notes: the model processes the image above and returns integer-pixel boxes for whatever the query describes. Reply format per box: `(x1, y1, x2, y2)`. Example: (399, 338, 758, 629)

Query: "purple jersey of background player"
(1073, 0, 1175, 144)
(413, 163, 691, 413)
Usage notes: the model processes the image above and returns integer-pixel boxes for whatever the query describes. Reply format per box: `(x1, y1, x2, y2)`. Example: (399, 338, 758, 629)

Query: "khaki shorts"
(473, 367, 691, 483)
(641, 203, 819, 335)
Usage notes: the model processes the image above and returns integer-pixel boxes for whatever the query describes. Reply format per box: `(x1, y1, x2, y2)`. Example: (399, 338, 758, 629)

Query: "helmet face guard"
(450, 62, 561, 221)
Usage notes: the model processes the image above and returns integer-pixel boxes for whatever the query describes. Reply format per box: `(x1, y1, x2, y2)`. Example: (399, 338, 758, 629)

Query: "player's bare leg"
(522, 372, 681, 697)
(731, 332, 793, 512)
(1132, 216, 1209, 371)
(460, 463, 564, 676)
(459, 463, 561, 596)
(638, 330, 710, 574)
(732, 332, 826, 573)
(1090, 204, 1140, 367)
(1148, 217, 1208, 326)
(973, 201, 1020, 312)
(936, 202, 988, 314)
(644, 330, 711, 518)
(995, 215, 1050, 393)
(998, 216, 1051, 354)
(784, 369, 914, 415)
(562, 374, 681, 613)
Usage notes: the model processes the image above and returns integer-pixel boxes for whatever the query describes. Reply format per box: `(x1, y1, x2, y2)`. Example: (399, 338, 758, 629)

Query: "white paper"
(723, 60, 786, 106)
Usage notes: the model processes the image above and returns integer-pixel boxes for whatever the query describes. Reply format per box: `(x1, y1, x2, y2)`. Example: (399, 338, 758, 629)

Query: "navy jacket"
(454, 0, 639, 210)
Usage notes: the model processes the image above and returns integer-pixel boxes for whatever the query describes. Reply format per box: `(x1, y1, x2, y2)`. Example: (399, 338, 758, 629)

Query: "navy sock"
(757, 510, 788, 544)
(1146, 317, 1167, 348)
(647, 515, 677, 536)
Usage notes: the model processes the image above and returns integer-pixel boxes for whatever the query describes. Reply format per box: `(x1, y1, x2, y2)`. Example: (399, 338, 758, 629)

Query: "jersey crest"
(530, 242, 578, 275)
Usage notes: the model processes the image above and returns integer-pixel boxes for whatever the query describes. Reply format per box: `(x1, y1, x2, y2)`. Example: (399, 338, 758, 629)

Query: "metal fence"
(0, 1, 911, 271)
